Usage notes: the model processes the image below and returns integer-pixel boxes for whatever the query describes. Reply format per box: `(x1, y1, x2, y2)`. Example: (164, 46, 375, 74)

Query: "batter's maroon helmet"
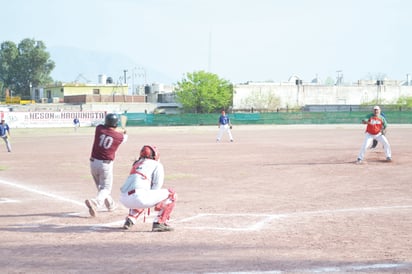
(140, 145, 159, 161)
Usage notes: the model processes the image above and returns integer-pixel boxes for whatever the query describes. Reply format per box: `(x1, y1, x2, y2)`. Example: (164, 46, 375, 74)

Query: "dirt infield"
(1, 124, 412, 273)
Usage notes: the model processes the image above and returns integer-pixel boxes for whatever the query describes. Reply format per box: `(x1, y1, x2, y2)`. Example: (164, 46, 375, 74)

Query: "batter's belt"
(90, 157, 112, 164)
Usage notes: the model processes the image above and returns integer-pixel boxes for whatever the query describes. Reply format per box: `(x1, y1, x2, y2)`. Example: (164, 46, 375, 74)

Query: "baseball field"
(1, 124, 411, 273)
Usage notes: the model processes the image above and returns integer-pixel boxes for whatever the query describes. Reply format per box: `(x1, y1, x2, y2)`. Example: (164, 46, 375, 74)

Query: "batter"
(85, 113, 127, 217)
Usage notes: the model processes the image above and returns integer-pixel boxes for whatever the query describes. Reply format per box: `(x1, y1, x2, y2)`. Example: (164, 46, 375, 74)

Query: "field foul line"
(176, 205, 412, 231)
(2, 179, 412, 232)
(205, 262, 412, 273)
(0, 198, 20, 203)
(0, 179, 84, 207)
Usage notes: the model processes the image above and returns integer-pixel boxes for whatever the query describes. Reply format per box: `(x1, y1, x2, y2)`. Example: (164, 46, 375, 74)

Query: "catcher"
(119, 145, 177, 232)
(216, 110, 234, 142)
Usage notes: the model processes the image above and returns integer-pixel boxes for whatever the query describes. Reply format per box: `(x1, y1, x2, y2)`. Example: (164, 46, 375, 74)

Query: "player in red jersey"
(356, 106, 392, 164)
(85, 113, 128, 217)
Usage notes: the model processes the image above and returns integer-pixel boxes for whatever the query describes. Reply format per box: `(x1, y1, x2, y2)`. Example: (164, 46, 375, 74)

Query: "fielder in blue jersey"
(0, 119, 11, 152)
(216, 110, 234, 142)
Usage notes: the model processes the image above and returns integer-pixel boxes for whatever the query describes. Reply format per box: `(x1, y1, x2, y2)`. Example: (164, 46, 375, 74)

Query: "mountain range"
(48, 46, 174, 85)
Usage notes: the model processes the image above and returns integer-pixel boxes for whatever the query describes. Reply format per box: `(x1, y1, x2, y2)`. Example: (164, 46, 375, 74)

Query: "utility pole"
(123, 70, 128, 84)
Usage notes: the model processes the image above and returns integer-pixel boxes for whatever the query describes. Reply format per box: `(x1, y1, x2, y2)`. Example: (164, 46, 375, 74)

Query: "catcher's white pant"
(357, 132, 391, 160)
(216, 124, 233, 141)
(120, 188, 169, 209)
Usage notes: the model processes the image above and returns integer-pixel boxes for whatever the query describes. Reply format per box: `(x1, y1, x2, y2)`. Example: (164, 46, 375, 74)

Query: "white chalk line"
(2, 179, 411, 272)
(2, 178, 412, 232)
(0, 197, 20, 203)
(176, 204, 412, 231)
(204, 262, 412, 273)
(0, 179, 84, 207)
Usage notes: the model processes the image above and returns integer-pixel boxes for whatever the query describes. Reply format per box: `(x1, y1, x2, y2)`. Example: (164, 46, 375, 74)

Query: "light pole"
(29, 82, 32, 100)
(131, 67, 137, 95)
(376, 80, 383, 104)
(336, 70, 342, 85)
(138, 67, 147, 85)
(295, 78, 302, 106)
(123, 70, 128, 84)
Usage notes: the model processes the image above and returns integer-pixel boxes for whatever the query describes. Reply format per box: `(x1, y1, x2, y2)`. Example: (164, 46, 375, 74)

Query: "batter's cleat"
(104, 198, 116, 212)
(123, 217, 134, 230)
(152, 222, 174, 232)
(386, 157, 392, 162)
(85, 199, 97, 217)
(356, 158, 363, 164)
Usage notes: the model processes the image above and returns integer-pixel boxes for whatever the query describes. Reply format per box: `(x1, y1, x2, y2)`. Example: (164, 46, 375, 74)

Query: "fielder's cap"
(373, 106, 380, 110)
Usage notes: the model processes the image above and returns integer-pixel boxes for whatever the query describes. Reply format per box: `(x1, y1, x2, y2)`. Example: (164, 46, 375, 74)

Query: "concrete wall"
(233, 83, 412, 110)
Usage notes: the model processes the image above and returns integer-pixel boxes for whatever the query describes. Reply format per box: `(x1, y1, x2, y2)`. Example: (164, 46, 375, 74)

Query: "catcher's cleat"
(104, 198, 116, 212)
(386, 157, 392, 162)
(123, 217, 134, 230)
(85, 199, 97, 217)
(356, 158, 363, 164)
(152, 222, 174, 232)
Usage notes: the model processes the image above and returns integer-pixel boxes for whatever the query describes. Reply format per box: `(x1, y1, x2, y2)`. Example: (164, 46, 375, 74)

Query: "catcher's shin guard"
(154, 189, 177, 223)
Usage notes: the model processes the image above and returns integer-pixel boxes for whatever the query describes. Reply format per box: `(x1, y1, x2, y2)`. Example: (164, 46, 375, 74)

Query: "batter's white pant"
(90, 159, 114, 207)
(357, 132, 391, 160)
(216, 124, 233, 141)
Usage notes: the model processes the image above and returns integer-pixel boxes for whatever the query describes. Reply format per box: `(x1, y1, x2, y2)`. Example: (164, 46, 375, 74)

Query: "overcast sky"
(1, 0, 411, 84)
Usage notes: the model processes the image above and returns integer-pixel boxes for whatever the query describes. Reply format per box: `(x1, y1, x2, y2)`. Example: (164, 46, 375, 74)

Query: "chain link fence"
(125, 108, 412, 126)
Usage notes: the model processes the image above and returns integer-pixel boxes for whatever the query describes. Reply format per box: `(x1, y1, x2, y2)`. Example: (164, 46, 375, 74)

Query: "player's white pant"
(120, 188, 169, 209)
(120, 189, 171, 223)
(216, 124, 233, 141)
(90, 160, 114, 207)
(357, 132, 391, 160)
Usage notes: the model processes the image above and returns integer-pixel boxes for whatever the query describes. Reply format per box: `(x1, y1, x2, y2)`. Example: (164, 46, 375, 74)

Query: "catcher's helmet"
(140, 145, 159, 161)
(104, 113, 119, 128)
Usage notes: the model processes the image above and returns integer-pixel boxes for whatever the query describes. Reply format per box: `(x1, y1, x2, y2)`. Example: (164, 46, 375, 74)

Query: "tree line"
(0, 38, 55, 99)
(0, 38, 232, 113)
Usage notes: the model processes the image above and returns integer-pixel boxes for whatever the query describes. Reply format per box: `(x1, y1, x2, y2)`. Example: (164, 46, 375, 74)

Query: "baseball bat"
(120, 114, 127, 129)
